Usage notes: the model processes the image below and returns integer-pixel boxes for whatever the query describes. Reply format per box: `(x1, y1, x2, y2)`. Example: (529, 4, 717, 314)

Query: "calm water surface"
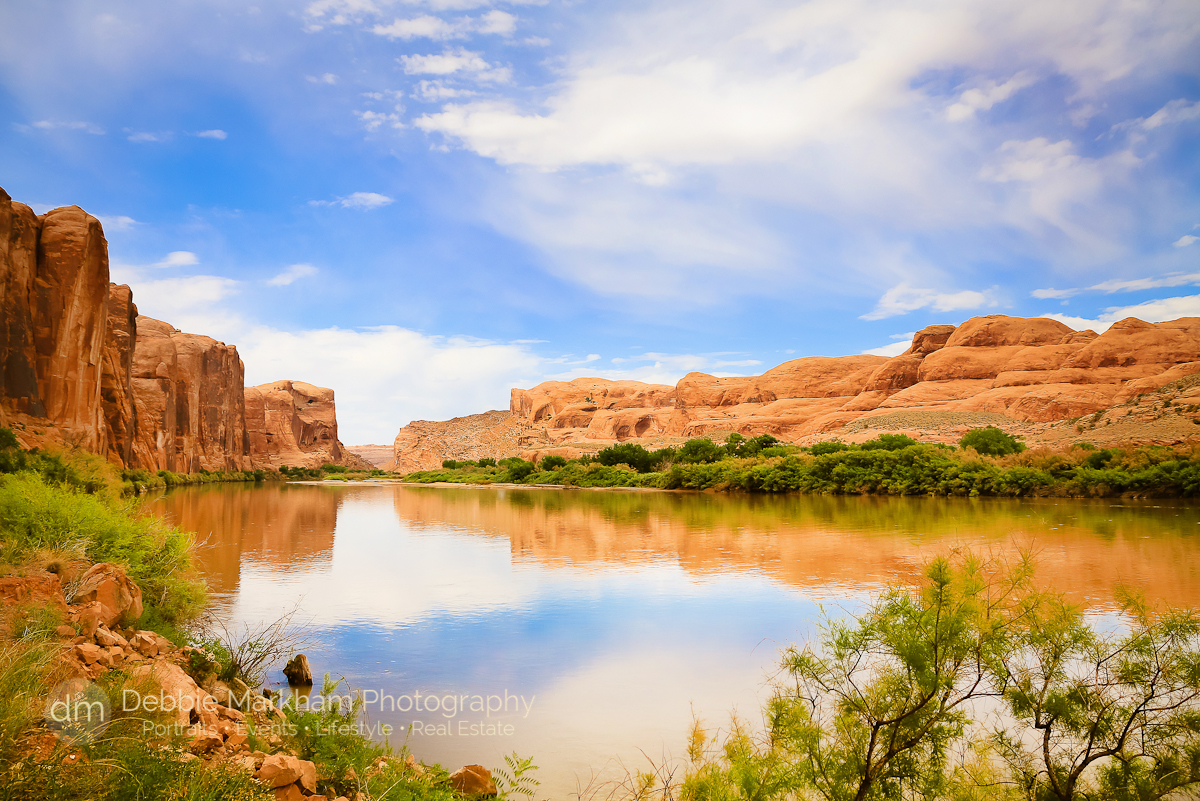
(149, 483, 1200, 798)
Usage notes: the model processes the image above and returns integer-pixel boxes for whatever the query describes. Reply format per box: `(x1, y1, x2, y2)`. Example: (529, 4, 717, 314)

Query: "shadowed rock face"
(387, 314, 1200, 468)
(0, 191, 113, 452)
(130, 316, 249, 472)
(0, 185, 360, 473)
(245, 380, 371, 470)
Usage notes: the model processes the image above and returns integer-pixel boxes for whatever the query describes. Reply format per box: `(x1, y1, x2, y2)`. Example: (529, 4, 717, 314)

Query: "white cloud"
(372, 11, 513, 40)
(1042, 293, 1200, 333)
(96, 215, 138, 231)
(127, 131, 165, 143)
(236, 325, 546, 443)
(861, 332, 916, 358)
(946, 72, 1036, 122)
(413, 80, 475, 101)
(307, 73, 339, 84)
(398, 48, 510, 82)
(1031, 287, 1079, 300)
(26, 120, 105, 135)
(267, 263, 319, 286)
(354, 109, 405, 131)
(522, 36, 550, 47)
(1111, 98, 1200, 135)
(1175, 235, 1198, 248)
(861, 284, 993, 320)
(482, 171, 785, 301)
(194, 129, 228, 140)
(310, 191, 395, 209)
(1032, 270, 1200, 298)
(477, 10, 516, 35)
(153, 251, 200, 268)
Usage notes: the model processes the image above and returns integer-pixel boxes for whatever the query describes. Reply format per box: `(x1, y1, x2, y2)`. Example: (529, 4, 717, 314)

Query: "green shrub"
(860, 433, 920, 451)
(597, 443, 656, 473)
(677, 438, 723, 464)
(959, 426, 1025, 456)
(539, 455, 568, 470)
(809, 441, 849, 456)
(477, 457, 497, 468)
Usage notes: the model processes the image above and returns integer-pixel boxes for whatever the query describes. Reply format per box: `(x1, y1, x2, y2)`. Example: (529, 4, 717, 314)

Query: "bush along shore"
(401, 428, 1200, 498)
(0, 430, 532, 800)
(662, 552, 1200, 801)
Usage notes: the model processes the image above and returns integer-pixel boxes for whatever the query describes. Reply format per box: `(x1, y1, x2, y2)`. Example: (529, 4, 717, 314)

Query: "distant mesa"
(0, 185, 363, 472)
(384, 313, 1200, 471)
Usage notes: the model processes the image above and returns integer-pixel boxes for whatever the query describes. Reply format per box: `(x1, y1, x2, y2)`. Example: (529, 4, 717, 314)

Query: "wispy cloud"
(1042, 293, 1200, 334)
(193, 129, 228, 140)
(307, 73, 338, 84)
(1175, 235, 1198, 248)
(372, 10, 515, 40)
(861, 332, 916, 358)
(1033, 270, 1200, 299)
(267, 263, 319, 286)
(861, 284, 995, 320)
(309, 191, 395, 209)
(153, 251, 199, 268)
(398, 48, 511, 83)
(127, 131, 167, 143)
(96, 215, 139, 231)
(18, 120, 105, 135)
(946, 72, 1036, 122)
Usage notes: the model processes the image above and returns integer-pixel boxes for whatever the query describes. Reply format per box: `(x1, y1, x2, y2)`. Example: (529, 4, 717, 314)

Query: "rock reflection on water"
(151, 484, 1200, 798)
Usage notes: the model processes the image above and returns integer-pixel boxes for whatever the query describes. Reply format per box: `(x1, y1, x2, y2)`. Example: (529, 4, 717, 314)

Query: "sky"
(1, 0, 1198, 444)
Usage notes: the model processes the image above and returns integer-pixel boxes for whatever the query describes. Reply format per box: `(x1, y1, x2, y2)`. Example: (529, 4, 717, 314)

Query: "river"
(149, 482, 1200, 798)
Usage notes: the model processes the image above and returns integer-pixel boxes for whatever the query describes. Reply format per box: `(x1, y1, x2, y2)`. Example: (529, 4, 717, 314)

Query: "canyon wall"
(244, 380, 372, 470)
(388, 314, 1200, 470)
(0, 186, 360, 473)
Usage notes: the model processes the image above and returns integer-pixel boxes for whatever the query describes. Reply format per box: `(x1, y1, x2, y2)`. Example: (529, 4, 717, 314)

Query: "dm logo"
(43, 680, 111, 743)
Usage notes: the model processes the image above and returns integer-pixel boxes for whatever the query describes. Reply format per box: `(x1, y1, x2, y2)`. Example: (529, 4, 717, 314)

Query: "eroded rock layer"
(245, 380, 371, 470)
(389, 314, 1200, 469)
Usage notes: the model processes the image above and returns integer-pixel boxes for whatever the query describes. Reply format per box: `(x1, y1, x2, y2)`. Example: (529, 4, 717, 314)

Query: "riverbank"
(396, 434, 1200, 498)
(0, 430, 509, 800)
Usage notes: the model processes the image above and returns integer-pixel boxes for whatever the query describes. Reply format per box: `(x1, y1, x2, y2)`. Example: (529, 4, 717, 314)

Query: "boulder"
(71, 563, 142, 627)
(257, 754, 316, 788)
(283, 654, 313, 686)
(450, 764, 498, 796)
(127, 661, 216, 726)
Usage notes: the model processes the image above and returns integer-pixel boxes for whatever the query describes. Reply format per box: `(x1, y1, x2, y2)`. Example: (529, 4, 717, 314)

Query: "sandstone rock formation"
(0, 185, 363, 474)
(383, 410, 524, 473)
(0, 190, 113, 453)
(130, 316, 250, 472)
(72, 562, 144, 627)
(387, 314, 1200, 470)
(345, 443, 394, 467)
(244, 380, 371, 470)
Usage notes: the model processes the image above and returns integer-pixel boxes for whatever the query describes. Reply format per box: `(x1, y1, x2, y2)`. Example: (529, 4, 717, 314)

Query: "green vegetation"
(959, 425, 1026, 456)
(403, 432, 1200, 498)
(677, 554, 1200, 801)
(0, 434, 206, 633)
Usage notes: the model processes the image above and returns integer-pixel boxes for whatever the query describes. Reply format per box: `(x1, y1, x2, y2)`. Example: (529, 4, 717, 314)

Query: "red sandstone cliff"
(244, 380, 371, 470)
(387, 314, 1200, 471)
(0, 186, 361, 473)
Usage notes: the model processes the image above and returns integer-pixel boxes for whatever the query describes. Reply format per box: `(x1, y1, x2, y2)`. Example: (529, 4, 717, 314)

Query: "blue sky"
(1, 0, 1198, 444)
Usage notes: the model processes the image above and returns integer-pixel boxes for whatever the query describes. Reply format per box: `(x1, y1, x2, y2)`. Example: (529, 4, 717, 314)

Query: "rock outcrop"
(130, 316, 250, 472)
(345, 443, 396, 467)
(244, 380, 371, 470)
(0, 185, 363, 474)
(0, 191, 113, 453)
(383, 410, 525, 473)
(388, 314, 1200, 469)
